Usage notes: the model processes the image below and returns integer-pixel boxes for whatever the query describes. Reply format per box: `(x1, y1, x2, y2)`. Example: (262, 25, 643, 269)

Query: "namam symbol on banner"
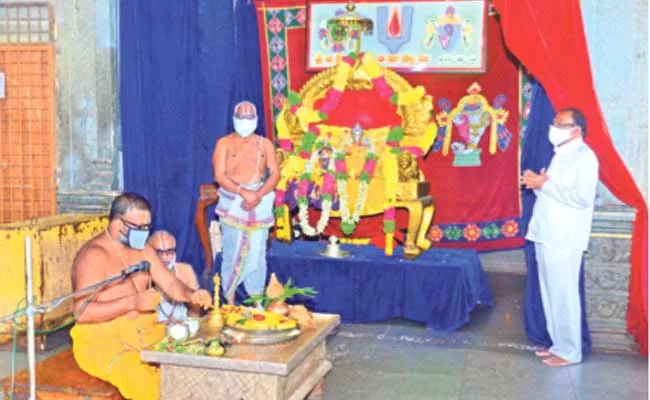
(377, 6, 413, 54)
(308, 1, 486, 72)
(433, 82, 511, 167)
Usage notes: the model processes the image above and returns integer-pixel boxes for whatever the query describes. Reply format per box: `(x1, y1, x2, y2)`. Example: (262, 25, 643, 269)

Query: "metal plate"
(221, 326, 301, 345)
(318, 249, 351, 259)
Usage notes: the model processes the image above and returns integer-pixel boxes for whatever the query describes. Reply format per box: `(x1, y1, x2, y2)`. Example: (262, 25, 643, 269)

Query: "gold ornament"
(207, 274, 223, 329)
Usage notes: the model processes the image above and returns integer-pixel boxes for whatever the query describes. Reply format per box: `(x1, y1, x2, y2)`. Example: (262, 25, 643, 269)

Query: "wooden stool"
(1, 349, 123, 399)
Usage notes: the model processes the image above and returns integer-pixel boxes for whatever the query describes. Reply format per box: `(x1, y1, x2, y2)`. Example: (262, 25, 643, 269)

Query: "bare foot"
(542, 355, 580, 367)
(307, 379, 324, 399)
(534, 348, 552, 358)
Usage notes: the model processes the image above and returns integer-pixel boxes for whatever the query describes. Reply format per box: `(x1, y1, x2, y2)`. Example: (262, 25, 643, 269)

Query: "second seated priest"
(212, 101, 280, 305)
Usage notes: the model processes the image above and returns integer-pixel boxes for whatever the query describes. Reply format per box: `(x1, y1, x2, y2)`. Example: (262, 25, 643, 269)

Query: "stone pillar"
(585, 206, 639, 353)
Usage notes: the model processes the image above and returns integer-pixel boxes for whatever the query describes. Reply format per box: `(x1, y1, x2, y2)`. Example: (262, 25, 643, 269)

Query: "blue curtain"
(521, 80, 591, 357)
(119, 0, 265, 276)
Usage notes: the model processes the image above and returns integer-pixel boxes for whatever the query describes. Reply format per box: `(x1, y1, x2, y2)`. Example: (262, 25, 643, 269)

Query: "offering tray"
(221, 325, 301, 345)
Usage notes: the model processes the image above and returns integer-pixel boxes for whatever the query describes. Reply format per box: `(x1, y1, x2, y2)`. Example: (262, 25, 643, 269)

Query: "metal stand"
(0, 236, 142, 400)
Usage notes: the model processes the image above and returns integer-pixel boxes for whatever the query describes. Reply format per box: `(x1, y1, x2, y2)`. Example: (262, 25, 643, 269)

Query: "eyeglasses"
(155, 248, 176, 257)
(120, 218, 151, 231)
(551, 122, 576, 129)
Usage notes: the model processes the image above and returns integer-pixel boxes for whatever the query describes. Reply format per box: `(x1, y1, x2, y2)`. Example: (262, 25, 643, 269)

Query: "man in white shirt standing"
(521, 108, 599, 367)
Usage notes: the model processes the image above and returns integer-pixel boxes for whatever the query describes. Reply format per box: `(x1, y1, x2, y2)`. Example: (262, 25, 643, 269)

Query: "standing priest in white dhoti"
(212, 101, 279, 305)
(521, 108, 599, 367)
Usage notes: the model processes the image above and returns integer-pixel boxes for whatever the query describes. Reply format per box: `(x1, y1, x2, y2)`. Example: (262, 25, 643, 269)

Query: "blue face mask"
(127, 228, 150, 250)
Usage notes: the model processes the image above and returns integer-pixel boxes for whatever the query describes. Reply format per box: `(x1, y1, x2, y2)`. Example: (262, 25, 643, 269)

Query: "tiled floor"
(1, 273, 647, 400)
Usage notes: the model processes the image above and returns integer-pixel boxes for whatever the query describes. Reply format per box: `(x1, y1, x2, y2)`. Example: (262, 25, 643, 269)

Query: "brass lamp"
(327, 0, 373, 55)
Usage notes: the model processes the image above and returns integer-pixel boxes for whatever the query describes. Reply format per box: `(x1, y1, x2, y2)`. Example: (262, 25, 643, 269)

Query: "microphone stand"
(0, 237, 149, 400)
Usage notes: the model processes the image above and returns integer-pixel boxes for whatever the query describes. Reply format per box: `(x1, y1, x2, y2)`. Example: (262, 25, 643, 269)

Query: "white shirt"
(526, 137, 599, 251)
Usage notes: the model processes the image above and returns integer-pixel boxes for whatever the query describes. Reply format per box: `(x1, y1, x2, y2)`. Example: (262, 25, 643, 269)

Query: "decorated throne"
(272, 53, 438, 259)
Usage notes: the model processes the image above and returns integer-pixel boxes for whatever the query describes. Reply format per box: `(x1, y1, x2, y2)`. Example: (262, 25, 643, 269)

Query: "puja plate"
(220, 325, 301, 345)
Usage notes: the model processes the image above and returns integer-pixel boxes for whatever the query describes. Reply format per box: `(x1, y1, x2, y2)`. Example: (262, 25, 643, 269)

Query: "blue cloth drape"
(119, 0, 265, 274)
(521, 80, 591, 356)
(208, 240, 493, 330)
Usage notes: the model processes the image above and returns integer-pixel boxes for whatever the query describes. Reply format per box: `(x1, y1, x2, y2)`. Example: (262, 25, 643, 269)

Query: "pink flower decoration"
(372, 77, 394, 99)
(297, 180, 310, 197)
(320, 89, 342, 114)
(299, 151, 310, 159)
(290, 105, 300, 114)
(386, 140, 400, 147)
(341, 56, 356, 66)
(309, 124, 321, 136)
(335, 159, 346, 173)
(402, 147, 424, 158)
(322, 173, 336, 194)
(278, 139, 293, 152)
(363, 159, 377, 177)
(274, 190, 286, 206)
(384, 207, 396, 220)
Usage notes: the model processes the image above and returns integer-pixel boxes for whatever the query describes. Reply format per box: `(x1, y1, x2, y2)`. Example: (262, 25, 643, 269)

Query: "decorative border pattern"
(519, 66, 533, 147)
(264, 7, 307, 125)
(428, 218, 521, 243)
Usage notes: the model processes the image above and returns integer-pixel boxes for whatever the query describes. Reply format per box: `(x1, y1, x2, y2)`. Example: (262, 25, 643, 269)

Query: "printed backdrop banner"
(307, 0, 487, 72)
(256, 0, 524, 250)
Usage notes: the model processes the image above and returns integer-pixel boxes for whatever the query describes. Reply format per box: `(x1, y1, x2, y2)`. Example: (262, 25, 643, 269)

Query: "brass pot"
(267, 301, 290, 316)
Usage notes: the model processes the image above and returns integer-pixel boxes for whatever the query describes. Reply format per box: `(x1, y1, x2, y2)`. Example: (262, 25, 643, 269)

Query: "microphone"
(121, 261, 151, 278)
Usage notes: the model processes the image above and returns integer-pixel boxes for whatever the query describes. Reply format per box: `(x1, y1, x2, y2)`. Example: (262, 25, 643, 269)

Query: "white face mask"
(548, 125, 573, 146)
(233, 117, 257, 137)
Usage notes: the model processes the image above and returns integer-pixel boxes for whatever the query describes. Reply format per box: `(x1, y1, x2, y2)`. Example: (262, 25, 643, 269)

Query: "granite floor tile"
(330, 341, 467, 377)
(462, 349, 574, 387)
(325, 369, 462, 400)
(568, 353, 648, 395)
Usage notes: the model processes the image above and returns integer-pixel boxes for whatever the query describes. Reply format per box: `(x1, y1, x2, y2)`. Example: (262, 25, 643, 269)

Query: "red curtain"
(493, 0, 648, 354)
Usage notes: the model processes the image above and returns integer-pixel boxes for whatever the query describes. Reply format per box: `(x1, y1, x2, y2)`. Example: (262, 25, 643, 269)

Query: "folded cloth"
(215, 182, 275, 231)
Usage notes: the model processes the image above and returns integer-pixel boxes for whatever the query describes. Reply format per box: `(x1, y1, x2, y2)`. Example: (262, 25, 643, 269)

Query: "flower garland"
(274, 52, 437, 252)
(297, 140, 336, 236)
(296, 137, 378, 237)
(333, 138, 378, 235)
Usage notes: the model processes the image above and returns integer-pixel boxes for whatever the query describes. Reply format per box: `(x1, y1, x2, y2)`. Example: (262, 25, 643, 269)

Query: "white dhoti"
(215, 182, 275, 304)
(534, 242, 583, 363)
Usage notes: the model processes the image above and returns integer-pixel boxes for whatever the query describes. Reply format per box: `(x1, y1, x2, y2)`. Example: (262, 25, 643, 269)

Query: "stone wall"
(585, 208, 638, 352)
(54, 0, 121, 213)
(581, 0, 648, 204)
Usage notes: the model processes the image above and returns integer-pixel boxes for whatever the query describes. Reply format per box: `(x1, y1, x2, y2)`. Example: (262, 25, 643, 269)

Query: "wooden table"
(141, 313, 340, 400)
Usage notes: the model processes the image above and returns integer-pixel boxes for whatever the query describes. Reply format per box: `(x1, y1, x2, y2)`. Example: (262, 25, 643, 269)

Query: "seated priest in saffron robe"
(70, 193, 212, 400)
